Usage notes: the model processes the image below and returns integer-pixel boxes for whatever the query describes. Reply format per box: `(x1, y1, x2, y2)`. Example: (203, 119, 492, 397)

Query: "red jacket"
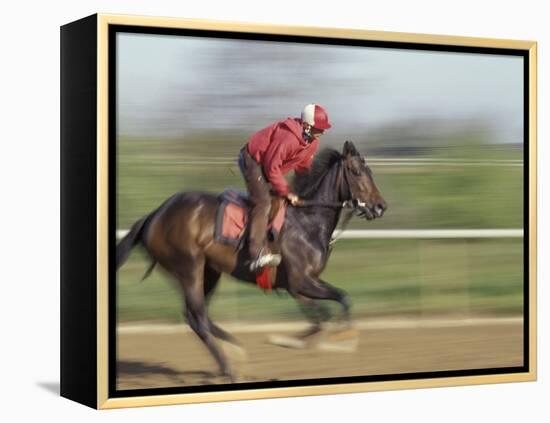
(246, 118, 319, 196)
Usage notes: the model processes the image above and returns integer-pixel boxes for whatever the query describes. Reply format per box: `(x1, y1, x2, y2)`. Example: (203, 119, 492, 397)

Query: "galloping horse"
(116, 141, 387, 381)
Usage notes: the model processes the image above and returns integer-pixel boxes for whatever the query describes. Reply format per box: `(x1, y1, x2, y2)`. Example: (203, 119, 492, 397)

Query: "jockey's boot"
(249, 249, 281, 272)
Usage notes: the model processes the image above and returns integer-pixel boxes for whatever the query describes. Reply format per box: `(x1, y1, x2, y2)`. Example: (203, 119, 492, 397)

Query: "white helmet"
(301, 104, 332, 130)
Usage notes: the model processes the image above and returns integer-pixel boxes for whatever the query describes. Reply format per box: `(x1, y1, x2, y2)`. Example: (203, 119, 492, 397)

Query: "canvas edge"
(93, 13, 538, 410)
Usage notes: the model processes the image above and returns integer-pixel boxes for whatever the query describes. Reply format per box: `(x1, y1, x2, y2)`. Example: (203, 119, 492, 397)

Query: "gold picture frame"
(61, 13, 537, 409)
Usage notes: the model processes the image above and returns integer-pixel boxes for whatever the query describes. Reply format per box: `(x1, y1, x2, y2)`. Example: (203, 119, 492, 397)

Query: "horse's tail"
(140, 259, 157, 282)
(116, 215, 149, 272)
(118, 195, 182, 279)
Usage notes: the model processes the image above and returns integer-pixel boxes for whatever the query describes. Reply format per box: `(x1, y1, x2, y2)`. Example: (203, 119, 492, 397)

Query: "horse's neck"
(297, 163, 344, 246)
(313, 162, 343, 204)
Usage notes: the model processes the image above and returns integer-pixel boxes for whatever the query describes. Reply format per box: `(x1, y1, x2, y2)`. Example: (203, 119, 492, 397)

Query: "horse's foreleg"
(320, 279, 352, 323)
(297, 278, 352, 326)
(295, 294, 332, 337)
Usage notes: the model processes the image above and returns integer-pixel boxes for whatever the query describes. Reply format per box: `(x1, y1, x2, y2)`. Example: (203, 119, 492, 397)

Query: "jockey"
(238, 103, 331, 272)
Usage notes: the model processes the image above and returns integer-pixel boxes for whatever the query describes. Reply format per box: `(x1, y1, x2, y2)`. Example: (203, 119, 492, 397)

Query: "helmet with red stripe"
(301, 104, 332, 130)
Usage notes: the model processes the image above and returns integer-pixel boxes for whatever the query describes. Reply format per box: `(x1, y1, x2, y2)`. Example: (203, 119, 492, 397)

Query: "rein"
(297, 199, 352, 208)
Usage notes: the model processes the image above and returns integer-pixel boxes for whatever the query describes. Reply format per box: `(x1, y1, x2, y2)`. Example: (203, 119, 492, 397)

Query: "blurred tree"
(165, 40, 374, 133)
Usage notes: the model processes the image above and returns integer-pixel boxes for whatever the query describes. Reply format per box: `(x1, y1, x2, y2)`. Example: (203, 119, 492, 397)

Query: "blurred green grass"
(117, 238, 523, 323)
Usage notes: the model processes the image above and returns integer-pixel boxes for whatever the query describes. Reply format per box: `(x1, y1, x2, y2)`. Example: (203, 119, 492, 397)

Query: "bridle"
(297, 157, 370, 217)
(294, 158, 372, 246)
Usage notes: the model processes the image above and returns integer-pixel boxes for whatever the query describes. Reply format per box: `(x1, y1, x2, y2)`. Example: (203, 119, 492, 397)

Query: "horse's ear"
(343, 140, 359, 157)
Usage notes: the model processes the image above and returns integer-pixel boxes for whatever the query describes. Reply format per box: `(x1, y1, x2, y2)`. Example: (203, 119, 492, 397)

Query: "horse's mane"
(292, 148, 342, 199)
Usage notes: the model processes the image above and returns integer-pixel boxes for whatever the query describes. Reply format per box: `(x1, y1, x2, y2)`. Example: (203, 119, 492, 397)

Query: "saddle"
(214, 189, 287, 248)
(214, 189, 287, 291)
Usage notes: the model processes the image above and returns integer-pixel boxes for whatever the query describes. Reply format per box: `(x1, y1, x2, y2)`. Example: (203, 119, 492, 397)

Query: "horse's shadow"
(117, 360, 217, 385)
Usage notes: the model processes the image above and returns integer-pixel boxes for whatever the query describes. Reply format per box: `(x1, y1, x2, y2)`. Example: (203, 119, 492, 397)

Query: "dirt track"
(116, 319, 523, 390)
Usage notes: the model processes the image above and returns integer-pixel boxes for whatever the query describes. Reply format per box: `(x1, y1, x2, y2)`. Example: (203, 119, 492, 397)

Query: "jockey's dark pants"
(238, 146, 272, 259)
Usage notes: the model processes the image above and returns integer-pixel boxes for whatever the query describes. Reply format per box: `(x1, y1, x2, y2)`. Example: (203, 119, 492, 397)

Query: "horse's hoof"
(328, 327, 359, 341)
(297, 325, 323, 340)
(228, 373, 250, 383)
(268, 334, 308, 349)
(316, 328, 360, 352)
(221, 340, 248, 363)
(222, 370, 238, 383)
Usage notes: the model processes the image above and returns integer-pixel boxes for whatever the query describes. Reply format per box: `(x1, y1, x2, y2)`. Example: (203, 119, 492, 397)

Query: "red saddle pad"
(215, 191, 287, 246)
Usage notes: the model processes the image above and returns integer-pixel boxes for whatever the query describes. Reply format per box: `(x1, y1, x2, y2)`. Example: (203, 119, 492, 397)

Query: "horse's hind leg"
(204, 265, 242, 347)
(176, 256, 234, 381)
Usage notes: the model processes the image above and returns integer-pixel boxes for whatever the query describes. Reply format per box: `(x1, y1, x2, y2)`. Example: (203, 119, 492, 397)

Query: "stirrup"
(249, 253, 281, 272)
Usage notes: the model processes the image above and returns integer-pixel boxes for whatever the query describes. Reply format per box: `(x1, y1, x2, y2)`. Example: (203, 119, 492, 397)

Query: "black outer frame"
(60, 14, 98, 409)
(60, 14, 534, 409)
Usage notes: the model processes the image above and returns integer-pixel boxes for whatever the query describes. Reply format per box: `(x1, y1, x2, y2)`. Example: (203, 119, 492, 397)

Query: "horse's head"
(342, 141, 387, 220)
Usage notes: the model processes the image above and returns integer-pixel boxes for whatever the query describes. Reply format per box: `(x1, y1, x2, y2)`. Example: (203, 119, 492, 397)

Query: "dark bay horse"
(116, 141, 387, 381)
